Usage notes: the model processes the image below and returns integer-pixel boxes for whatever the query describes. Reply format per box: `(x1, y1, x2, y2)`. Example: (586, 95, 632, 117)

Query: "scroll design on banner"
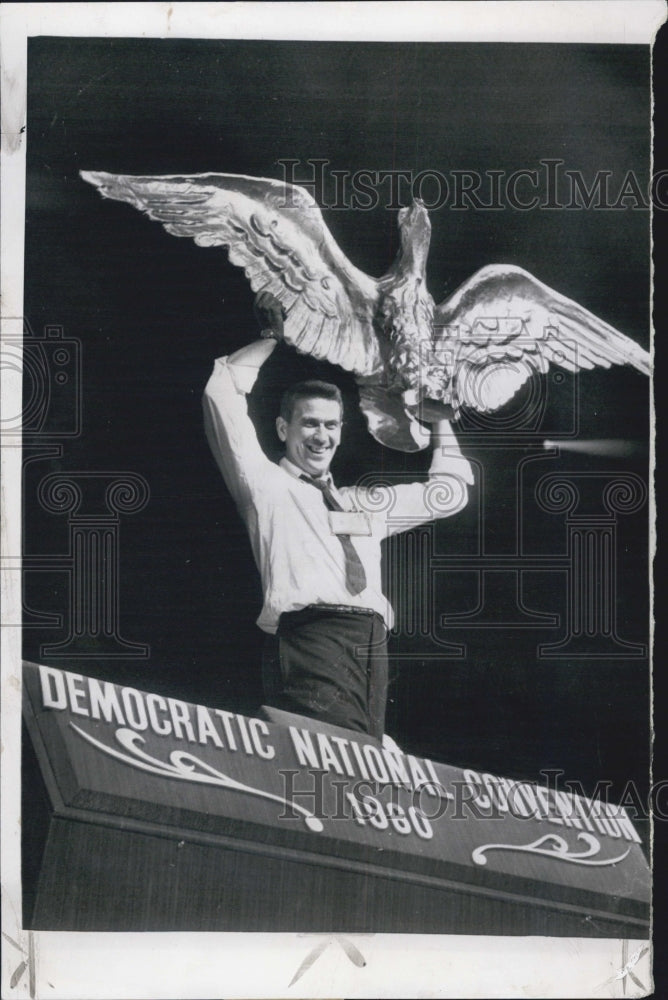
(69, 723, 324, 832)
(471, 831, 630, 867)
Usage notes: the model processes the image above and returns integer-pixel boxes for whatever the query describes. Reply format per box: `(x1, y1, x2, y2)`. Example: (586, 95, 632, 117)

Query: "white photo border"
(2, 3, 664, 998)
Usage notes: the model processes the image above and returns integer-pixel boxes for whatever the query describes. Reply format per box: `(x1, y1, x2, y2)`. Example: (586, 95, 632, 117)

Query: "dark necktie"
(300, 475, 367, 595)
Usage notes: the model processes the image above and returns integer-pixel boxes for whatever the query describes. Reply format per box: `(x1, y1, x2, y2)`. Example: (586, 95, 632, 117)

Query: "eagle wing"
(433, 264, 651, 413)
(81, 171, 382, 377)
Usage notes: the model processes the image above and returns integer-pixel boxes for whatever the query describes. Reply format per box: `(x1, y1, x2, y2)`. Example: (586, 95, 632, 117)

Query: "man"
(202, 293, 474, 742)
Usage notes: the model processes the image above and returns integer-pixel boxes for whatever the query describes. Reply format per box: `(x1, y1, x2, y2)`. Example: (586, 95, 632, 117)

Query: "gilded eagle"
(81, 170, 651, 451)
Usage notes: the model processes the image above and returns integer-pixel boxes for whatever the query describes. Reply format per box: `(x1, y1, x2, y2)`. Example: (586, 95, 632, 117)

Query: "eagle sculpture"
(81, 170, 651, 451)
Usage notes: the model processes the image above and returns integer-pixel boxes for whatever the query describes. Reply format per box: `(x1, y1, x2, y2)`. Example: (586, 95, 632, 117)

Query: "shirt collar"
(279, 456, 335, 488)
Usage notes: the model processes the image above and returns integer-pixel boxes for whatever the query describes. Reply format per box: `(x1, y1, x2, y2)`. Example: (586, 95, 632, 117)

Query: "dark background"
(23, 38, 652, 843)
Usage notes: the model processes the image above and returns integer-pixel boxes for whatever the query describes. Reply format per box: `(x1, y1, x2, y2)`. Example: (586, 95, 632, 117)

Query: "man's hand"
(415, 398, 455, 424)
(228, 337, 278, 369)
(402, 391, 454, 425)
(431, 416, 466, 463)
(253, 291, 287, 341)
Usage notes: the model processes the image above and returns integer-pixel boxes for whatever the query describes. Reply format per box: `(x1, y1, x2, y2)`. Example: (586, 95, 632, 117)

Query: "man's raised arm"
(353, 415, 474, 536)
(202, 339, 275, 509)
(204, 292, 290, 506)
(429, 418, 474, 487)
(203, 291, 287, 508)
(226, 337, 278, 380)
(423, 416, 475, 515)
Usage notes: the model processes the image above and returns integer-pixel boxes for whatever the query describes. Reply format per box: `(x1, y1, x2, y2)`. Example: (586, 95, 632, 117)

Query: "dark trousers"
(262, 605, 389, 739)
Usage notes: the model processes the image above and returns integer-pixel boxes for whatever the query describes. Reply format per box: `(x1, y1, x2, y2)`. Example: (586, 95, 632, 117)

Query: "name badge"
(329, 511, 372, 536)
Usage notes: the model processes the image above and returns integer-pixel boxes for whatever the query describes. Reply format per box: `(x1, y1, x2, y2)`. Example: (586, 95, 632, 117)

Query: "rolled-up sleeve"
(202, 357, 271, 512)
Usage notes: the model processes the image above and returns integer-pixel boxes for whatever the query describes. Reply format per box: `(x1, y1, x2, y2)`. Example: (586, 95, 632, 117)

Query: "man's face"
(276, 396, 343, 478)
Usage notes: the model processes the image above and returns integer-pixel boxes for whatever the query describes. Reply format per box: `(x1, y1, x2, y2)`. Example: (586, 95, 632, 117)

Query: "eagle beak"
(398, 199, 428, 225)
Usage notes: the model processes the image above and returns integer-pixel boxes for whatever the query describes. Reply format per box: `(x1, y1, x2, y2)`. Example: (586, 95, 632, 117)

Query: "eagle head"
(396, 198, 431, 276)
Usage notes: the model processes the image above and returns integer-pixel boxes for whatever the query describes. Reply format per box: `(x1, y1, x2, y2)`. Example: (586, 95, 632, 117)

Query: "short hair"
(279, 380, 344, 422)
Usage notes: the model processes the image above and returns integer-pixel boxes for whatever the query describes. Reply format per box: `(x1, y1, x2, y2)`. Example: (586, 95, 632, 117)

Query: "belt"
(281, 603, 377, 620)
(308, 603, 376, 616)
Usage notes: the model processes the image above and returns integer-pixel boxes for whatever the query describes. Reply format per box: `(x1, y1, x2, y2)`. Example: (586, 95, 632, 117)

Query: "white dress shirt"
(203, 354, 474, 633)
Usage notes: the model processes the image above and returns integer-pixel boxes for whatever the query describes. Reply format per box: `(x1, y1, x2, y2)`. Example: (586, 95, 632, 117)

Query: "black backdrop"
(23, 37, 652, 834)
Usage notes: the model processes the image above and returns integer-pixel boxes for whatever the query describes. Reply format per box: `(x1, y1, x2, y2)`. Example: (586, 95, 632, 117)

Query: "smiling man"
(202, 294, 474, 741)
(276, 383, 343, 479)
